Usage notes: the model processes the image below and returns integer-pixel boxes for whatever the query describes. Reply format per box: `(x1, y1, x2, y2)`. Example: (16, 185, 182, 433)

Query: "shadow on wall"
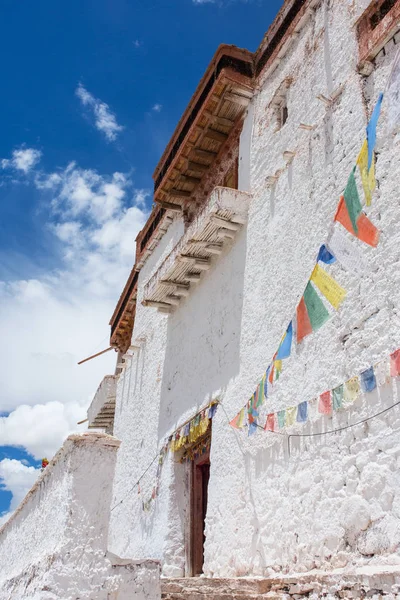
(157, 226, 248, 441)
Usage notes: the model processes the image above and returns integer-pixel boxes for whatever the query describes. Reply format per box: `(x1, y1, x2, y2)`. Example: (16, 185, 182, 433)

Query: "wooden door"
(191, 449, 210, 576)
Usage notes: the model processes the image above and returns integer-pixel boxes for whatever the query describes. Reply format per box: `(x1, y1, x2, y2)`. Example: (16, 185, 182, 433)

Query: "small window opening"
(275, 97, 288, 131)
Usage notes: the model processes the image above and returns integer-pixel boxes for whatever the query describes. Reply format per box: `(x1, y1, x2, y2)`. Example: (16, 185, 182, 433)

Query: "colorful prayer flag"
(269, 363, 275, 384)
(276, 322, 293, 360)
(317, 244, 336, 265)
(390, 349, 400, 377)
(277, 410, 286, 429)
(343, 168, 362, 234)
(274, 359, 283, 380)
(327, 228, 369, 275)
(375, 358, 391, 386)
(361, 366, 377, 393)
(344, 376, 360, 403)
(310, 264, 347, 310)
(297, 401, 308, 423)
(366, 93, 384, 170)
(334, 196, 379, 247)
(248, 421, 258, 436)
(230, 408, 245, 429)
(264, 368, 269, 398)
(356, 140, 376, 206)
(286, 407, 297, 426)
(264, 413, 275, 432)
(319, 391, 332, 414)
(303, 281, 330, 330)
(256, 378, 265, 408)
(208, 403, 218, 419)
(297, 296, 313, 343)
(332, 385, 344, 410)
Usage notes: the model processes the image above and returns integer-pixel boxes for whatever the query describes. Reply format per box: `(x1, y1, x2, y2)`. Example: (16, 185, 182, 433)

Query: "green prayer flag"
(303, 282, 330, 331)
(277, 410, 286, 428)
(344, 167, 362, 234)
(333, 384, 344, 410)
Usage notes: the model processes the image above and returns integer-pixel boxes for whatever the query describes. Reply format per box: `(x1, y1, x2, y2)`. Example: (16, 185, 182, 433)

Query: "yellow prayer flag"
(285, 407, 297, 426)
(274, 360, 283, 380)
(310, 264, 347, 310)
(344, 376, 360, 403)
(356, 140, 376, 207)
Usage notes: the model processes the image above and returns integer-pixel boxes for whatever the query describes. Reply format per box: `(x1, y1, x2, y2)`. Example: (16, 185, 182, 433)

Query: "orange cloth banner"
(334, 196, 379, 247)
(296, 296, 313, 343)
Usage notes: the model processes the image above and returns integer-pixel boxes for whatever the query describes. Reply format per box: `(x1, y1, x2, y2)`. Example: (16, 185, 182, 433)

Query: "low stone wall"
(0, 432, 160, 600)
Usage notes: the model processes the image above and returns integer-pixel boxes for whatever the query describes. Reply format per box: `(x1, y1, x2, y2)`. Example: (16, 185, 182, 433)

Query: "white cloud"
(152, 104, 162, 113)
(0, 403, 85, 460)
(0, 161, 149, 438)
(0, 459, 40, 521)
(76, 84, 124, 141)
(1, 148, 42, 174)
(133, 39, 141, 48)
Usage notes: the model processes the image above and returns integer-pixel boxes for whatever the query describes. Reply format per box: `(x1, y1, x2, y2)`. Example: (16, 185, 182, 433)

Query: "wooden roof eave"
(153, 67, 254, 210)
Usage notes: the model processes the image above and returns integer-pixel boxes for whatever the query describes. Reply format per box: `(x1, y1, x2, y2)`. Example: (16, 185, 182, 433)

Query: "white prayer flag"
(327, 228, 370, 275)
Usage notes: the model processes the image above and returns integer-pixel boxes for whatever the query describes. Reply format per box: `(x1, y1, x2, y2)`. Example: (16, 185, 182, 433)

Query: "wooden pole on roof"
(78, 346, 114, 365)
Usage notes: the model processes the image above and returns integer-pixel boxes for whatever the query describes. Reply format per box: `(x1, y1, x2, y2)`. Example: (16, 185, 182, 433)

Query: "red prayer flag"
(297, 296, 313, 343)
(390, 349, 400, 377)
(264, 414, 275, 432)
(334, 196, 379, 247)
(319, 391, 332, 414)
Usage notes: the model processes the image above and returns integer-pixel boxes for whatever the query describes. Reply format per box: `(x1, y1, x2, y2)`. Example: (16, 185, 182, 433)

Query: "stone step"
(161, 578, 288, 600)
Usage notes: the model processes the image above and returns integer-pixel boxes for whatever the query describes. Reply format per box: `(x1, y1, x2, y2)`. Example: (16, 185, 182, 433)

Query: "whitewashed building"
(2, 0, 400, 598)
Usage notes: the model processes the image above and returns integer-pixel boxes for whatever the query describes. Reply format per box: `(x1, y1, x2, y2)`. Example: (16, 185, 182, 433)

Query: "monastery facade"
(1, 0, 400, 598)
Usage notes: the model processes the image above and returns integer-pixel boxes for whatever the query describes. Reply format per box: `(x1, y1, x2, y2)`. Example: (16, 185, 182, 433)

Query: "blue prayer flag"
(208, 404, 218, 419)
(317, 244, 336, 265)
(297, 401, 308, 423)
(264, 368, 270, 398)
(276, 322, 293, 360)
(248, 421, 258, 436)
(366, 93, 384, 170)
(361, 366, 377, 393)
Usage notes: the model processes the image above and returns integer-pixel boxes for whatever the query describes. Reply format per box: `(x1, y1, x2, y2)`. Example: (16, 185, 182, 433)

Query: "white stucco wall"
(0, 433, 160, 600)
(109, 0, 400, 581)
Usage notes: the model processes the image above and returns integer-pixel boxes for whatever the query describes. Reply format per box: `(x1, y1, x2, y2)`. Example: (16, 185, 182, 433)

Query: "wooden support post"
(184, 273, 201, 282)
(224, 92, 251, 106)
(156, 200, 183, 212)
(169, 189, 191, 198)
(217, 228, 235, 240)
(142, 299, 173, 309)
(204, 129, 228, 143)
(187, 161, 208, 172)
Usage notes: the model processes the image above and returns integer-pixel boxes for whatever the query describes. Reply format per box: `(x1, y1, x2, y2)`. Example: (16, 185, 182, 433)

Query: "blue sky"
(0, 0, 282, 521)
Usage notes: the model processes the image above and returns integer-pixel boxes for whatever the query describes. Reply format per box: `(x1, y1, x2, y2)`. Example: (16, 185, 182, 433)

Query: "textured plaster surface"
(0, 433, 160, 599)
(109, 0, 400, 583)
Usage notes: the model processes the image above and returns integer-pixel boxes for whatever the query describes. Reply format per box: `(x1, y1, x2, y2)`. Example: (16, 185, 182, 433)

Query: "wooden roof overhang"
(152, 44, 255, 212)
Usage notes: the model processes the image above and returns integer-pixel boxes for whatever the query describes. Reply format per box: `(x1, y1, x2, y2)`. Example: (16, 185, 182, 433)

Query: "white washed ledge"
(142, 186, 252, 313)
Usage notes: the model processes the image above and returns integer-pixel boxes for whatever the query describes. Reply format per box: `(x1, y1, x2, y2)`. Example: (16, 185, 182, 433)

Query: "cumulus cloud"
(0, 160, 149, 440)
(0, 459, 40, 522)
(75, 84, 124, 141)
(1, 147, 42, 173)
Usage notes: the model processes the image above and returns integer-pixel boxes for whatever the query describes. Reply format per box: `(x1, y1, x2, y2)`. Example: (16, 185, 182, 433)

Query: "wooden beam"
(217, 228, 236, 240)
(204, 129, 228, 143)
(78, 346, 114, 366)
(142, 300, 174, 309)
(210, 215, 240, 231)
(224, 92, 251, 107)
(184, 273, 201, 282)
(204, 244, 223, 255)
(179, 255, 211, 270)
(158, 307, 172, 314)
(204, 112, 235, 128)
(180, 175, 202, 185)
(191, 148, 217, 160)
(156, 200, 183, 212)
(169, 189, 191, 198)
(187, 161, 209, 173)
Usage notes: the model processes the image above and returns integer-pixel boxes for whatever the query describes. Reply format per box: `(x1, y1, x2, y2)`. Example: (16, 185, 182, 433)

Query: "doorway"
(190, 448, 210, 576)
